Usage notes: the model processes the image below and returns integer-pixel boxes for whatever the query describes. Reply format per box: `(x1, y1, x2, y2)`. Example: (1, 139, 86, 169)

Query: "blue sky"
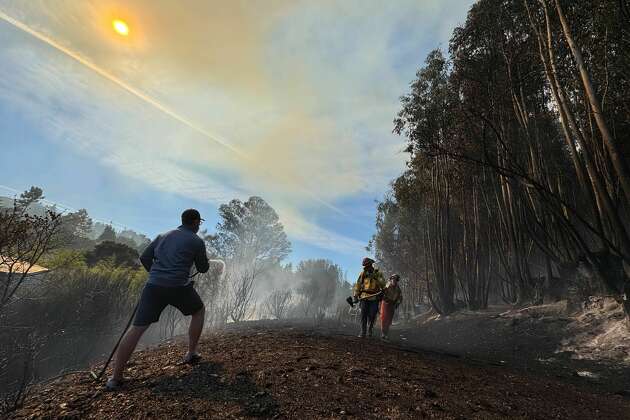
(0, 0, 474, 275)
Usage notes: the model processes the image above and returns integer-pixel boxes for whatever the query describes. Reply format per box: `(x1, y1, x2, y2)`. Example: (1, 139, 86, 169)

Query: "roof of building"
(0, 257, 49, 274)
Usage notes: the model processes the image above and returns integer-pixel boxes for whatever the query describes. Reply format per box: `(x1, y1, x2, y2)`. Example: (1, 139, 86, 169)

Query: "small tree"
(159, 306, 183, 340)
(118, 229, 151, 252)
(264, 289, 293, 320)
(97, 225, 116, 243)
(296, 260, 341, 318)
(58, 209, 93, 249)
(206, 196, 291, 322)
(195, 261, 228, 328)
(206, 196, 291, 275)
(227, 268, 257, 322)
(85, 241, 139, 268)
(0, 188, 61, 312)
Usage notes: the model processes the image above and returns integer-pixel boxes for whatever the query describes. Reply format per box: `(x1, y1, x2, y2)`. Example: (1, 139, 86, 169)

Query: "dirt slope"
(9, 324, 630, 419)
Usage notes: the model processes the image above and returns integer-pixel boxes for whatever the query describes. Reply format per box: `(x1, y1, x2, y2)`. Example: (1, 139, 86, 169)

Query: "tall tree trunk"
(554, 0, 630, 205)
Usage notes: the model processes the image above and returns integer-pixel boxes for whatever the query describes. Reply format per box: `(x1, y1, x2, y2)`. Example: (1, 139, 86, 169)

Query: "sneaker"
(358, 332, 366, 338)
(183, 352, 202, 364)
(105, 378, 124, 391)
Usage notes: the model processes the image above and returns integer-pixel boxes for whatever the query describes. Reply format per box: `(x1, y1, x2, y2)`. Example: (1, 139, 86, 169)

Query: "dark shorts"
(133, 283, 204, 326)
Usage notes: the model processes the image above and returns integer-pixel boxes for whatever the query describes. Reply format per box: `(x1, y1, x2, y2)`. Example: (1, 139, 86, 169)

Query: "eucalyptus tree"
(375, 0, 630, 314)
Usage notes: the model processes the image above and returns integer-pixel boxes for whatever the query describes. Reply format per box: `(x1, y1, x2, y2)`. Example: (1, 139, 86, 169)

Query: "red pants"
(380, 301, 396, 335)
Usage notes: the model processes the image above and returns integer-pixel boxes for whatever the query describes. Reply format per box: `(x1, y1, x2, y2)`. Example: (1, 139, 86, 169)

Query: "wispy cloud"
(0, 0, 473, 257)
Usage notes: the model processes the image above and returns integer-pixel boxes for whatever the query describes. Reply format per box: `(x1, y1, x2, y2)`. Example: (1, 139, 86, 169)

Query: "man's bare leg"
(186, 306, 205, 357)
(110, 325, 149, 381)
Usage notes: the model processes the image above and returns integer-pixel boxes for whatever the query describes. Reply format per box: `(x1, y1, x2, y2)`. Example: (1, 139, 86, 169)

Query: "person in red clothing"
(380, 274, 402, 341)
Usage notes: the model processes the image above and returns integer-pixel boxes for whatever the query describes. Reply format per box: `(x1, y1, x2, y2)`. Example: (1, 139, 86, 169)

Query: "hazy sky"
(0, 0, 474, 275)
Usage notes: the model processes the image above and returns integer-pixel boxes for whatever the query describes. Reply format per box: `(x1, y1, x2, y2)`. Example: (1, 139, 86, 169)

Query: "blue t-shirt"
(140, 225, 209, 287)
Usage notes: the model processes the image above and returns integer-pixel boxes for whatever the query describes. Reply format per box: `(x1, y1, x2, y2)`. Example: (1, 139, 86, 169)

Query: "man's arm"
(139, 236, 159, 272)
(194, 240, 210, 274)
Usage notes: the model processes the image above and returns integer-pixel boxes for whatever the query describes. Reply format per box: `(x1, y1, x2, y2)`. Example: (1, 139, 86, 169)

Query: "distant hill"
(0, 195, 150, 250)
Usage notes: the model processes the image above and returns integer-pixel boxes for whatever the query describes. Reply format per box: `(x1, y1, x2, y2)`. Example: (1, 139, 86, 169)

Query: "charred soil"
(397, 299, 630, 394)
(9, 322, 630, 419)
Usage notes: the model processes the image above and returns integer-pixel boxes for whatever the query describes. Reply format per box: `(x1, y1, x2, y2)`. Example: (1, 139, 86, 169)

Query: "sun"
(112, 19, 129, 36)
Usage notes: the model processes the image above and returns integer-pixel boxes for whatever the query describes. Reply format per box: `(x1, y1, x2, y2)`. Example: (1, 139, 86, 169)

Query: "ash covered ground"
(10, 315, 630, 419)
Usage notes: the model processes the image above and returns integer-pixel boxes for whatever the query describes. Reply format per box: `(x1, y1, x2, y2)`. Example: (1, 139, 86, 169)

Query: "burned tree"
(264, 289, 293, 320)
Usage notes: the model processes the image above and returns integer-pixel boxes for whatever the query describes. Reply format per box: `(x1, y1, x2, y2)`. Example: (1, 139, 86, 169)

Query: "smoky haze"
(2, 0, 630, 415)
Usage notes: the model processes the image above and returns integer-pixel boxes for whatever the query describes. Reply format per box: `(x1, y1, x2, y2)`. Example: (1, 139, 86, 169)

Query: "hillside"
(9, 323, 630, 419)
(398, 299, 630, 393)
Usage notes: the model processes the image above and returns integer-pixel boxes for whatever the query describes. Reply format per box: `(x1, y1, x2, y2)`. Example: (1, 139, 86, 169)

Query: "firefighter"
(353, 257, 386, 338)
(380, 274, 403, 341)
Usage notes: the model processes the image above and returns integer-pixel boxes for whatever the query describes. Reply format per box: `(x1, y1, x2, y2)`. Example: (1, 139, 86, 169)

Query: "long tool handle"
(346, 291, 384, 308)
(358, 290, 383, 301)
(94, 299, 140, 381)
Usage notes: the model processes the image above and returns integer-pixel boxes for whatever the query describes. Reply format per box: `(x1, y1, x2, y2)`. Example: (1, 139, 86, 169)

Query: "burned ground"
(397, 300, 630, 394)
(9, 322, 630, 419)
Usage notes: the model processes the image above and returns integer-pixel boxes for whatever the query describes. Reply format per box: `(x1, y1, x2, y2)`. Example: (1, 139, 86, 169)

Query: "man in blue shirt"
(107, 209, 209, 390)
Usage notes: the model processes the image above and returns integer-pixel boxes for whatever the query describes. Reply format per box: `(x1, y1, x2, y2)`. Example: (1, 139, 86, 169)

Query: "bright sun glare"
(112, 19, 129, 36)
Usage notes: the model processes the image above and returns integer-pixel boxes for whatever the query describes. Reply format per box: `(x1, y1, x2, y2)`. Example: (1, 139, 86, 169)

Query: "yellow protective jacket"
(382, 284, 403, 305)
(353, 268, 386, 301)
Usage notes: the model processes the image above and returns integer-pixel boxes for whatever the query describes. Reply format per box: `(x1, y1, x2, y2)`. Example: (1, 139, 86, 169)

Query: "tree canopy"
(373, 0, 630, 315)
(206, 196, 291, 272)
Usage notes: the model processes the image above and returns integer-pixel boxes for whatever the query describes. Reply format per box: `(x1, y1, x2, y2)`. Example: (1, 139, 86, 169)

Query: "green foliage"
(116, 235, 140, 250)
(394, 49, 454, 156)
(0, 186, 152, 404)
(0, 188, 62, 311)
(58, 209, 94, 249)
(40, 249, 87, 270)
(1, 264, 145, 398)
(1, 188, 155, 260)
(97, 224, 116, 242)
(85, 241, 140, 268)
(206, 196, 291, 271)
(377, 0, 630, 313)
(118, 229, 151, 252)
(14, 186, 43, 210)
